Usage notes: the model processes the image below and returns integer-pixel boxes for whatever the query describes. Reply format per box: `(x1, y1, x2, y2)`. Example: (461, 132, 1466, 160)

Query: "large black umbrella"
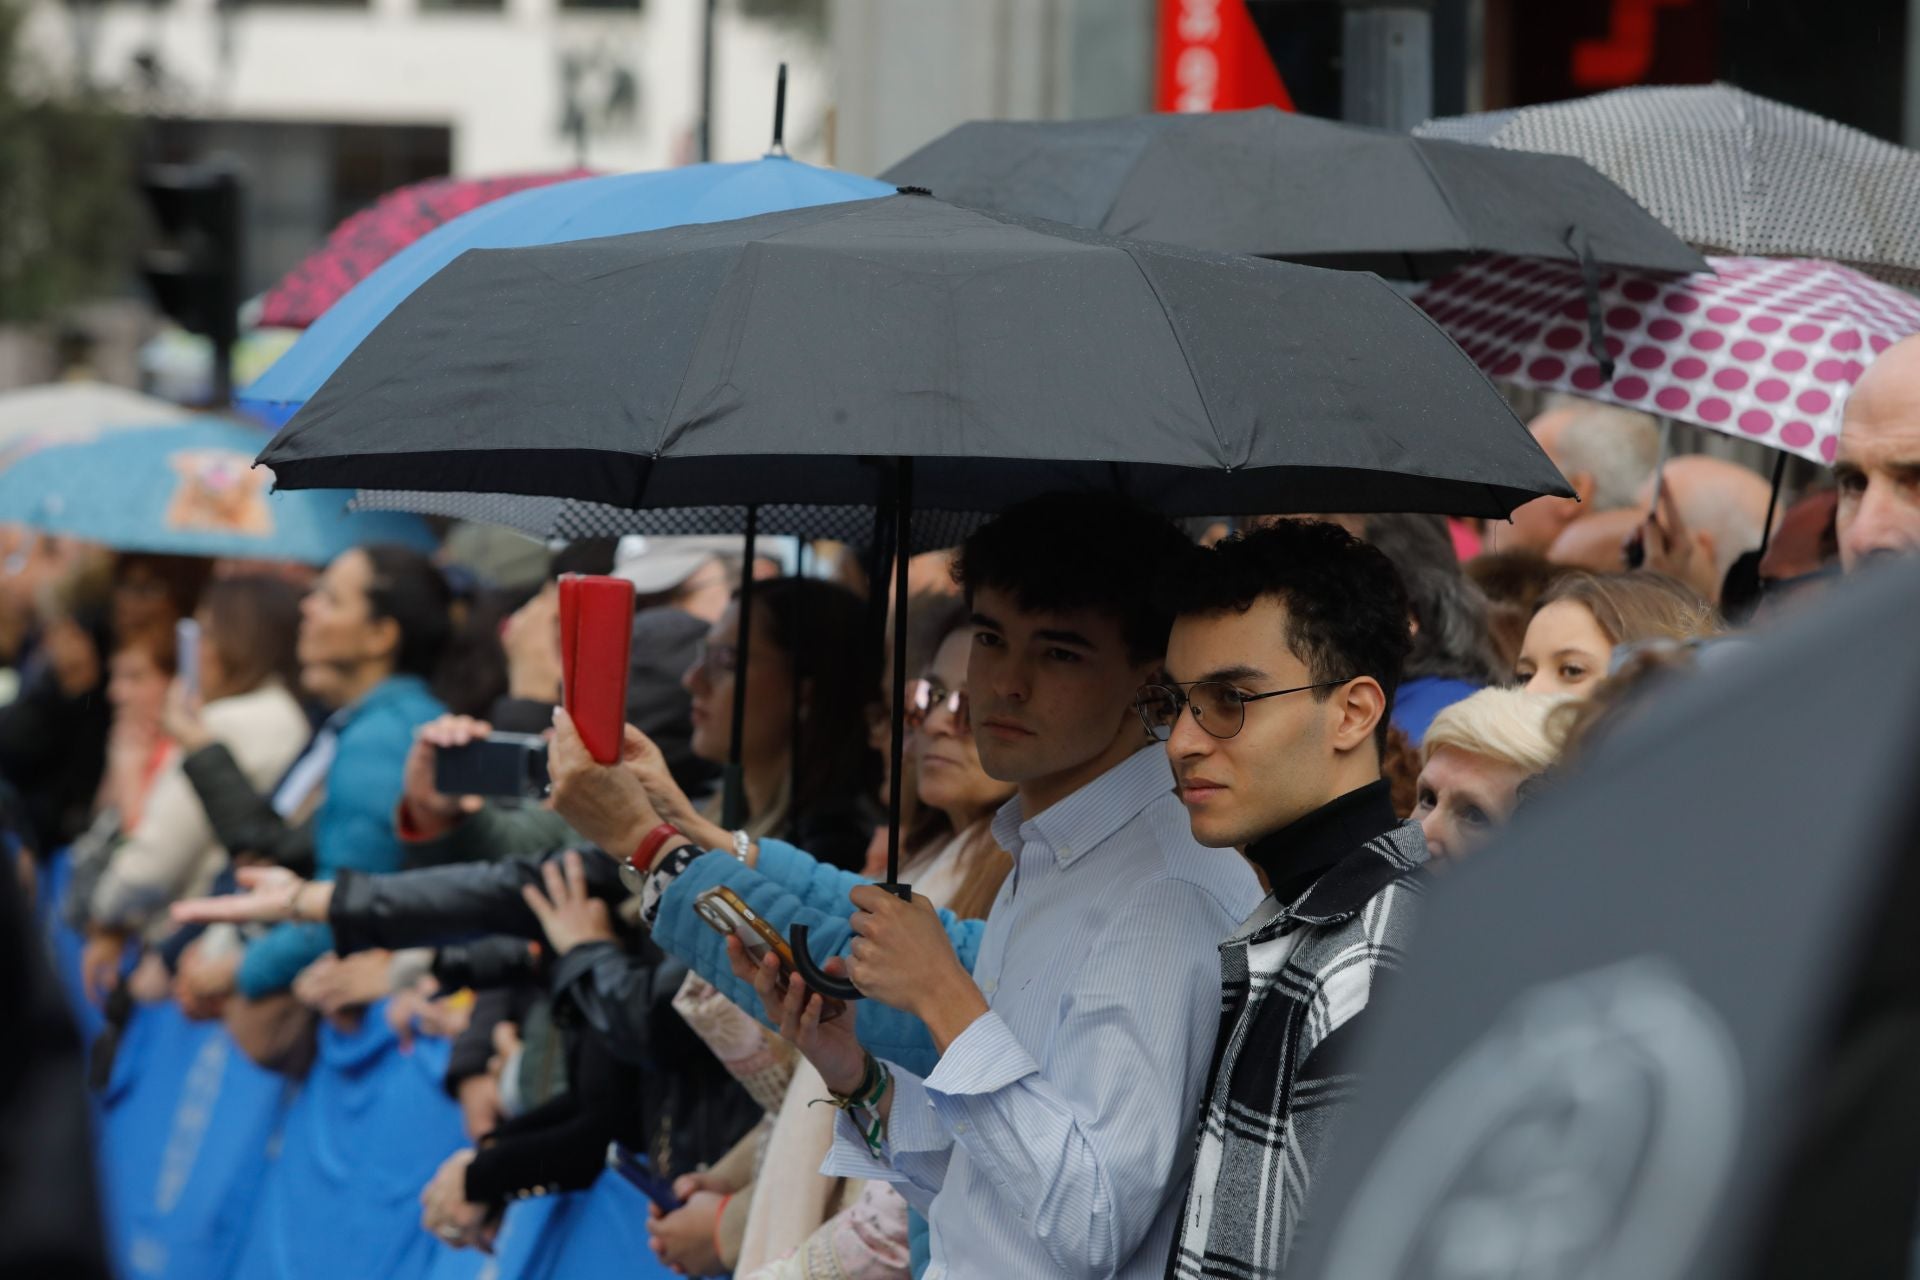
(262, 191, 1566, 518)
(1284, 556, 1920, 1280)
(881, 109, 1707, 279)
(263, 191, 1570, 996)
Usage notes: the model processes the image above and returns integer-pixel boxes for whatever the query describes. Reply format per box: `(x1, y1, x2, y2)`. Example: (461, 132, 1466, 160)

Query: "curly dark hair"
(953, 491, 1193, 665)
(1166, 519, 1412, 751)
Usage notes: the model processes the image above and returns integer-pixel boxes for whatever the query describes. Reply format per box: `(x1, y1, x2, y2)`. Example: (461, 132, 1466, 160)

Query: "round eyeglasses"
(1134, 678, 1349, 742)
(905, 679, 970, 734)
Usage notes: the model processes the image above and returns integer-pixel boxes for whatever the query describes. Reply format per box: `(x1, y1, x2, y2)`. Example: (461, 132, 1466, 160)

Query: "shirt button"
(981, 979, 998, 995)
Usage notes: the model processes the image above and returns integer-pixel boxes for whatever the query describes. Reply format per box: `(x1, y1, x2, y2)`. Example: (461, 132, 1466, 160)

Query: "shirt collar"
(991, 745, 1170, 869)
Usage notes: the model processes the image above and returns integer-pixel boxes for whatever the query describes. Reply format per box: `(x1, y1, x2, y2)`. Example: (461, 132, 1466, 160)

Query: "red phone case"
(559, 574, 635, 765)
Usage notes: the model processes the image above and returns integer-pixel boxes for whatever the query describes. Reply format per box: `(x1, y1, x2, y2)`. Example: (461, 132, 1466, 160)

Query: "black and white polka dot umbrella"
(1418, 84, 1920, 288)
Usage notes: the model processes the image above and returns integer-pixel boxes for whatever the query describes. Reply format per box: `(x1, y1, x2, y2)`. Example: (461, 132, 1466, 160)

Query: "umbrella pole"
(789, 463, 913, 1003)
(1758, 449, 1788, 561)
(1567, 229, 1617, 383)
(721, 503, 760, 831)
(787, 538, 808, 842)
(1649, 420, 1672, 507)
(882, 460, 914, 890)
(864, 489, 896, 655)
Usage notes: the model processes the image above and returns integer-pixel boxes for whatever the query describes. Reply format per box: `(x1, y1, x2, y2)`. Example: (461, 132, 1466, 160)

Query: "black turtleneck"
(1244, 778, 1399, 906)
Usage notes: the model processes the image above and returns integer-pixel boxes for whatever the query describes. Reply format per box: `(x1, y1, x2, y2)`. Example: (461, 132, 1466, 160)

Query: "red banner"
(1156, 0, 1295, 113)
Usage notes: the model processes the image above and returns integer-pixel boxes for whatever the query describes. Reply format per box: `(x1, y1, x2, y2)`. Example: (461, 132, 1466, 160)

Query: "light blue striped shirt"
(823, 746, 1263, 1278)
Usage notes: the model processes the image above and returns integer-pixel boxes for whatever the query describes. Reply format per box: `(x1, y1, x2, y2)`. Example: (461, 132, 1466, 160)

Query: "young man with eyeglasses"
(1146, 519, 1429, 1279)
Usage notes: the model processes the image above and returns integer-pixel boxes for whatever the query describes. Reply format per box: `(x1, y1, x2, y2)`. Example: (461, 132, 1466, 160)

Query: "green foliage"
(0, 0, 138, 323)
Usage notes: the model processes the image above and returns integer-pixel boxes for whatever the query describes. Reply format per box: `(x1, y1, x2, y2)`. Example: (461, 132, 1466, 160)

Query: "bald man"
(1549, 456, 1772, 600)
(1835, 333, 1920, 571)
(1491, 399, 1659, 554)
(1630, 455, 1775, 604)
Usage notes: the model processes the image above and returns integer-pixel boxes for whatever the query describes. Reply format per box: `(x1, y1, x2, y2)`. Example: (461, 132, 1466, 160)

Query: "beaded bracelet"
(848, 1070, 892, 1158)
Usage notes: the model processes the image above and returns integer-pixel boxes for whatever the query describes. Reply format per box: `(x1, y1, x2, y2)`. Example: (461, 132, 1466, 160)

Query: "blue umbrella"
(0, 418, 434, 564)
(239, 156, 893, 426)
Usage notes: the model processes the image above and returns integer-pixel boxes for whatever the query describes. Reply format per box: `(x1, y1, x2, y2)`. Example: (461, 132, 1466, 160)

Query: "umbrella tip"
(769, 62, 789, 156)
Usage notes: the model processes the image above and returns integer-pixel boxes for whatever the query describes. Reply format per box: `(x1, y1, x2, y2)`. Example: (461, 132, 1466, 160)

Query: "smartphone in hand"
(607, 1145, 681, 1213)
(176, 618, 202, 701)
(693, 885, 847, 1021)
(433, 733, 550, 800)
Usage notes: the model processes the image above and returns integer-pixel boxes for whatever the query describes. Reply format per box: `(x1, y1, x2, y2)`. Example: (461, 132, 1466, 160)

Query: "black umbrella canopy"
(262, 193, 1569, 520)
(1284, 556, 1920, 1280)
(882, 109, 1707, 279)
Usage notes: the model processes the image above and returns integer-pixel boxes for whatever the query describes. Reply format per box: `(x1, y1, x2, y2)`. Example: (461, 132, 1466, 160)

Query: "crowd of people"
(9, 332, 1919, 1279)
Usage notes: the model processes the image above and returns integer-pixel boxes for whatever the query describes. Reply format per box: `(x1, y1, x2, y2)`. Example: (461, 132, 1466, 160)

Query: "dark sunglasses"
(1134, 678, 1348, 742)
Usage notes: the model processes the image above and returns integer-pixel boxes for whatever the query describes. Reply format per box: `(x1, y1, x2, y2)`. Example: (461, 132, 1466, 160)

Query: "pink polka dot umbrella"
(1414, 255, 1920, 465)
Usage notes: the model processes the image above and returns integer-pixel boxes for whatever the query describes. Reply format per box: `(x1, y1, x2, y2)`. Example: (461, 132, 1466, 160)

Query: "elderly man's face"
(1836, 337, 1920, 572)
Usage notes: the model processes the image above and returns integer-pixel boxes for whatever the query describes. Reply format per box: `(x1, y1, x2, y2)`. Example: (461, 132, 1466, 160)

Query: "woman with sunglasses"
(890, 602, 1016, 919)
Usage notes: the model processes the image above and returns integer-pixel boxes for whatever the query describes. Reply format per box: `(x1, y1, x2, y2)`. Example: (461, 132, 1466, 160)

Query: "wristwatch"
(619, 822, 684, 896)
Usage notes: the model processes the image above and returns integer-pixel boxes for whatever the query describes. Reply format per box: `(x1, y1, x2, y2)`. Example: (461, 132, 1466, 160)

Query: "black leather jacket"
(330, 852, 758, 1181)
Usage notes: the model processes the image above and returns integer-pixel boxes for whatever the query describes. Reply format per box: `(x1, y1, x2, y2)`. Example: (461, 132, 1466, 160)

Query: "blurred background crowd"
(4, 2, 1919, 1279)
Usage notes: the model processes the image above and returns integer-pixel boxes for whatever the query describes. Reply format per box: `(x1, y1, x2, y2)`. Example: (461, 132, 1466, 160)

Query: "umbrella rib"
(653, 199, 888, 489)
(1116, 246, 1234, 467)
(1733, 89, 1757, 264)
(1101, 125, 1172, 235)
(1407, 144, 1475, 252)
(654, 245, 769, 481)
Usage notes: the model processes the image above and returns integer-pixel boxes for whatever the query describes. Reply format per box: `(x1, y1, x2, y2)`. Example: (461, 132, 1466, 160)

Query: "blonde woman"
(1412, 687, 1569, 865)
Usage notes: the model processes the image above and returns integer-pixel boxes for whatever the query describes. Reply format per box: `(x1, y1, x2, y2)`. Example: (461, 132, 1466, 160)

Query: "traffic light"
(139, 162, 244, 405)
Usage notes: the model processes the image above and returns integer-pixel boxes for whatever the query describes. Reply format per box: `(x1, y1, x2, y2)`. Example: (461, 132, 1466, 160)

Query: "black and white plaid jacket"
(1167, 814, 1428, 1279)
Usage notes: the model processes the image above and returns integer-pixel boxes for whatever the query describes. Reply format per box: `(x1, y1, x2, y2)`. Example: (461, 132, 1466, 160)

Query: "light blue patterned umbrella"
(0, 418, 434, 563)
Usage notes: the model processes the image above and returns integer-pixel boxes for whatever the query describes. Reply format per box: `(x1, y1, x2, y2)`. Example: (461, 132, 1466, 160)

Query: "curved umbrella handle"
(787, 924, 863, 1002)
(787, 881, 913, 1003)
